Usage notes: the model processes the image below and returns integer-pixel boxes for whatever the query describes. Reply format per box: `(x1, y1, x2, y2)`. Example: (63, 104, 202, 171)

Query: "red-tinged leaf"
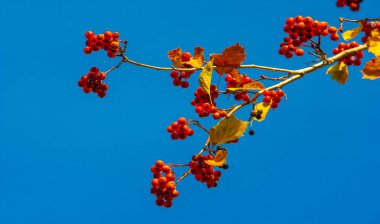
(362, 57, 380, 80)
(210, 43, 247, 75)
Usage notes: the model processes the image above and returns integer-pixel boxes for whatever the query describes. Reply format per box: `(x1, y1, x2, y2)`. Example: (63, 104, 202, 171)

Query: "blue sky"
(1, 0, 380, 223)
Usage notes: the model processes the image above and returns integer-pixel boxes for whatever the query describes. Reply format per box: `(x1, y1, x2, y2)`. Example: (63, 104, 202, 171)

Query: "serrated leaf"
(253, 102, 271, 122)
(198, 59, 213, 98)
(326, 62, 349, 84)
(168, 48, 181, 61)
(204, 150, 228, 167)
(209, 115, 249, 145)
(367, 29, 380, 57)
(362, 57, 380, 80)
(227, 81, 265, 92)
(342, 23, 363, 41)
(210, 43, 247, 76)
(184, 47, 204, 69)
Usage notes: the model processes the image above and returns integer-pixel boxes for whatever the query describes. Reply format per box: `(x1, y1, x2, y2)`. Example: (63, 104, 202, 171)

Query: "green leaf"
(209, 115, 249, 145)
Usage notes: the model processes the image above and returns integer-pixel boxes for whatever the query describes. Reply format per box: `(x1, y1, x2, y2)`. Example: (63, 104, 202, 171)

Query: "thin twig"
(187, 120, 209, 134)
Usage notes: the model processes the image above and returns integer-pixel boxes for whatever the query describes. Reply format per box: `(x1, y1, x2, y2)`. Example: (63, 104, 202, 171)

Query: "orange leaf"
(227, 81, 265, 92)
(362, 57, 380, 80)
(210, 43, 247, 75)
(168, 48, 181, 61)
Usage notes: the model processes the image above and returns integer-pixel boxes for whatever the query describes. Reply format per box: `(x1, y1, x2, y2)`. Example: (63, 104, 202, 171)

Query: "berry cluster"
(336, 0, 363, 11)
(84, 30, 120, 58)
(150, 160, 179, 208)
(167, 117, 194, 140)
(78, 67, 108, 98)
(225, 73, 253, 102)
(263, 89, 284, 109)
(189, 155, 222, 188)
(361, 21, 380, 43)
(169, 71, 189, 88)
(169, 51, 196, 88)
(191, 85, 227, 119)
(332, 42, 364, 66)
(279, 16, 339, 58)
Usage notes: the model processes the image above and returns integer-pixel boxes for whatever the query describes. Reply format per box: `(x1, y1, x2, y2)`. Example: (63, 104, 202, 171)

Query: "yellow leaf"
(362, 57, 380, 80)
(253, 102, 271, 122)
(367, 29, 380, 57)
(209, 115, 249, 145)
(204, 150, 228, 167)
(198, 59, 214, 98)
(227, 81, 265, 92)
(326, 62, 349, 84)
(184, 47, 204, 69)
(342, 23, 363, 41)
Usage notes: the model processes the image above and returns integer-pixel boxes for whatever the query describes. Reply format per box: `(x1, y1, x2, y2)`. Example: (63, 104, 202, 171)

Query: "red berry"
(181, 52, 192, 62)
(186, 129, 194, 136)
(85, 31, 94, 39)
(83, 46, 92, 54)
(170, 71, 179, 79)
(171, 133, 179, 140)
(212, 112, 221, 120)
(181, 81, 189, 88)
(276, 89, 285, 97)
(104, 31, 113, 39)
(263, 96, 271, 104)
(271, 102, 279, 109)
(162, 165, 171, 173)
(177, 117, 187, 126)
(156, 198, 164, 206)
(295, 48, 304, 56)
(173, 78, 181, 86)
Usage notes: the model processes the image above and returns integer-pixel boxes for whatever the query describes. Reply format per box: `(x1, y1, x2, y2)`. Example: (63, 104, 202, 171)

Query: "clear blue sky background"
(1, 0, 380, 223)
